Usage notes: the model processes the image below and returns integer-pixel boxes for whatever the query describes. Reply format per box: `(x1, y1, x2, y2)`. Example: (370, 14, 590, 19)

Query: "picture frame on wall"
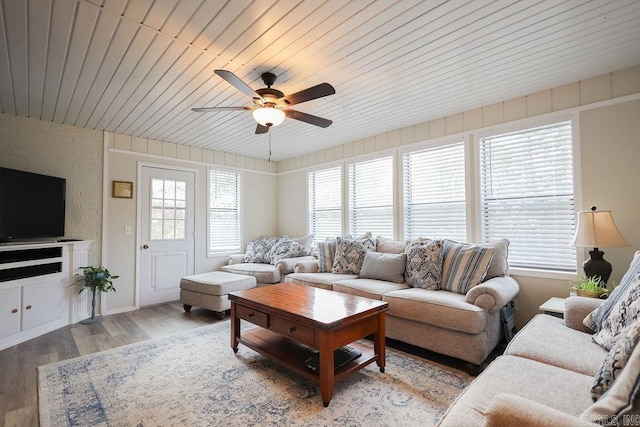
(112, 181, 133, 199)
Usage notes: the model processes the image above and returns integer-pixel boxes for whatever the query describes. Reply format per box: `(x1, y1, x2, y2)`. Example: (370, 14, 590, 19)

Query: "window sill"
(509, 267, 577, 281)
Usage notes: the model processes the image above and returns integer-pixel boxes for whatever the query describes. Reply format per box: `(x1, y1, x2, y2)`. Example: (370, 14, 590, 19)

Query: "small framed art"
(112, 181, 133, 198)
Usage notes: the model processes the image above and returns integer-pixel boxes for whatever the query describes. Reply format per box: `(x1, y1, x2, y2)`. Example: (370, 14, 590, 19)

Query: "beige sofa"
(285, 236, 520, 368)
(440, 251, 640, 426)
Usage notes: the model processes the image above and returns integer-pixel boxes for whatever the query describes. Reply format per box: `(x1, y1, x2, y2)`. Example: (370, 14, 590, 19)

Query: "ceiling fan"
(192, 70, 335, 134)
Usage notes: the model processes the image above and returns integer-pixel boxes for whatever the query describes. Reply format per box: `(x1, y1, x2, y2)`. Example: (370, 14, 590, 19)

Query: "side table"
(539, 297, 566, 318)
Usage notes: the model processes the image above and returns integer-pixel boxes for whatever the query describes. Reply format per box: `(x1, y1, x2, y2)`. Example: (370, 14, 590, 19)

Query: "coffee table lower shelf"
(237, 327, 378, 384)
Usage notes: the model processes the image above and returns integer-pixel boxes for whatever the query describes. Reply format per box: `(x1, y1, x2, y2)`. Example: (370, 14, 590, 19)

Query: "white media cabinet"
(0, 240, 91, 351)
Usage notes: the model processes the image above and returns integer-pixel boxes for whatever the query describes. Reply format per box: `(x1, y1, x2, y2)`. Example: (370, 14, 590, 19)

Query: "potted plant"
(572, 275, 610, 299)
(73, 266, 118, 323)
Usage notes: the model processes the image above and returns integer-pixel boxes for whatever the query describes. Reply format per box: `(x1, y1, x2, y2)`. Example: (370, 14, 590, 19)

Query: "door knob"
(142, 244, 149, 249)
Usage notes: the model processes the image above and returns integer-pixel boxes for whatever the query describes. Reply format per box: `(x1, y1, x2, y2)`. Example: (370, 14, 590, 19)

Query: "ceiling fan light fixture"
(252, 107, 285, 127)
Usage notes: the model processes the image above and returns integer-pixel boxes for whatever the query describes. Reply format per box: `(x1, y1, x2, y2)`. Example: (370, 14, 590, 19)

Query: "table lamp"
(570, 206, 629, 283)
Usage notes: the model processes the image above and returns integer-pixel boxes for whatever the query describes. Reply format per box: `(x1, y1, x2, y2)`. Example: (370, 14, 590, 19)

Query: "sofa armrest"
(294, 259, 319, 273)
(275, 256, 316, 275)
(485, 394, 596, 427)
(227, 254, 246, 265)
(465, 276, 520, 312)
(564, 296, 605, 333)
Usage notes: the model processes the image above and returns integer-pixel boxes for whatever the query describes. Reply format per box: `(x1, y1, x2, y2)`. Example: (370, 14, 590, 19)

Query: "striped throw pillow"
(441, 240, 495, 294)
(317, 239, 337, 273)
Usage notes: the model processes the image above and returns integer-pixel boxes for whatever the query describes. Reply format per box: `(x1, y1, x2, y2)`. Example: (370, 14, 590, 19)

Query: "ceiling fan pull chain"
(268, 131, 272, 163)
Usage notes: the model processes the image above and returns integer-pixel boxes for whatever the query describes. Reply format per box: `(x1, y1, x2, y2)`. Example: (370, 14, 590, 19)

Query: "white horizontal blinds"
(479, 120, 576, 271)
(308, 166, 342, 244)
(208, 169, 241, 253)
(403, 142, 467, 241)
(348, 156, 394, 238)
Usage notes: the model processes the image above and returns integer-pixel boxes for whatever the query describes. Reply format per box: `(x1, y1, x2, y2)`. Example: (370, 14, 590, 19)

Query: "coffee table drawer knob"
(288, 326, 296, 333)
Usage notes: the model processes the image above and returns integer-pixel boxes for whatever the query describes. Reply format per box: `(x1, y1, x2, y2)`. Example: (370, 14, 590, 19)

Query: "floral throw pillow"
(268, 237, 306, 264)
(592, 275, 640, 350)
(404, 238, 443, 290)
(243, 236, 277, 263)
(331, 236, 376, 275)
(591, 318, 640, 402)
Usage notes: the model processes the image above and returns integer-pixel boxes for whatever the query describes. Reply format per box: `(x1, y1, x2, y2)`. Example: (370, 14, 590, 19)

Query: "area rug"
(38, 321, 471, 426)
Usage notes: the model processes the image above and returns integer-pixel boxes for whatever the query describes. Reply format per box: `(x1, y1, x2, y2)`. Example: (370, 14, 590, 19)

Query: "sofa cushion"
(591, 274, 640, 351)
(480, 239, 510, 281)
(439, 355, 593, 427)
(441, 240, 495, 294)
(317, 239, 337, 273)
(268, 237, 306, 264)
(220, 263, 280, 284)
(244, 236, 277, 263)
(359, 251, 406, 283)
(404, 238, 443, 290)
(584, 251, 640, 332)
(582, 338, 640, 423)
(592, 318, 640, 402)
(333, 278, 409, 300)
(382, 288, 486, 334)
(331, 236, 376, 274)
(375, 236, 406, 254)
(505, 314, 608, 376)
(285, 272, 358, 290)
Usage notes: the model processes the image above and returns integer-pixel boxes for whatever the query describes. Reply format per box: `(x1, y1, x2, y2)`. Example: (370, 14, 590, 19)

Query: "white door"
(140, 166, 195, 306)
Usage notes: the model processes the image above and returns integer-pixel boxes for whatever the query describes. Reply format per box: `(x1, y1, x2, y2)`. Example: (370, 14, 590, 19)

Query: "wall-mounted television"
(0, 167, 66, 243)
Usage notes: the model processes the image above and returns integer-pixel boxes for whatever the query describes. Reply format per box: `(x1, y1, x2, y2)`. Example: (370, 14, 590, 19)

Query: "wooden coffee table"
(228, 283, 388, 407)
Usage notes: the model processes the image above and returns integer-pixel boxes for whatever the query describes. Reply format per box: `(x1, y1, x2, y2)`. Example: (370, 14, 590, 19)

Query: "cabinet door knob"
(25, 305, 32, 310)
(11, 308, 18, 314)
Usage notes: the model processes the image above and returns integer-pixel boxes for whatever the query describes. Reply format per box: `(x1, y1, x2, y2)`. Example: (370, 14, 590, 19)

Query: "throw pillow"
(375, 236, 406, 254)
(289, 234, 314, 256)
(441, 240, 495, 294)
(317, 239, 337, 273)
(359, 251, 407, 283)
(585, 252, 640, 332)
(591, 318, 640, 402)
(404, 238, 443, 290)
(268, 237, 306, 264)
(331, 236, 376, 275)
(582, 344, 640, 424)
(480, 239, 510, 281)
(592, 275, 640, 350)
(244, 236, 277, 263)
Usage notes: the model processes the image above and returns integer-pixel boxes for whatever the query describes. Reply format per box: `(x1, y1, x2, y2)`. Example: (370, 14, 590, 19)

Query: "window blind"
(208, 169, 240, 254)
(403, 142, 466, 241)
(479, 120, 576, 271)
(308, 166, 342, 244)
(348, 156, 394, 238)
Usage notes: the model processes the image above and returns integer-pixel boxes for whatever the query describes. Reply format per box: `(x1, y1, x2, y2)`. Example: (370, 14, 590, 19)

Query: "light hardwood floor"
(0, 303, 223, 427)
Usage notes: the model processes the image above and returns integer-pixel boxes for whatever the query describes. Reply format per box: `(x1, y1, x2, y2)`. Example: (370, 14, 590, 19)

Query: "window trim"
(207, 166, 242, 257)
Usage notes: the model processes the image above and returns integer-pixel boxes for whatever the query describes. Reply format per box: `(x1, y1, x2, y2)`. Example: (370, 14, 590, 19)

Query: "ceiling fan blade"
(255, 124, 270, 134)
(215, 70, 263, 101)
(285, 110, 332, 128)
(191, 106, 252, 112)
(283, 83, 335, 106)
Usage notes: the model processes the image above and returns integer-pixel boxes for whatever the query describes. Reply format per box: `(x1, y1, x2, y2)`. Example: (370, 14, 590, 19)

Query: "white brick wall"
(0, 114, 103, 266)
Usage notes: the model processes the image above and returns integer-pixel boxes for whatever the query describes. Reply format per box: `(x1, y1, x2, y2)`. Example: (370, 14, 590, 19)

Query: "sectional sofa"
(439, 251, 640, 425)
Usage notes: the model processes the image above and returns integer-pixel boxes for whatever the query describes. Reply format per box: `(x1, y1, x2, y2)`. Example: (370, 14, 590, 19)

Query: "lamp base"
(583, 249, 612, 284)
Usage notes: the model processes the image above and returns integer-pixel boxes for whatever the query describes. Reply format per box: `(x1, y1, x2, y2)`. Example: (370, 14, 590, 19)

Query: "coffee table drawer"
(271, 316, 315, 346)
(237, 305, 269, 328)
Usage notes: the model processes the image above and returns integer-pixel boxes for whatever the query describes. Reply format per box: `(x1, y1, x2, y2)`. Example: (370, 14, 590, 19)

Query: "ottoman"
(180, 271, 257, 319)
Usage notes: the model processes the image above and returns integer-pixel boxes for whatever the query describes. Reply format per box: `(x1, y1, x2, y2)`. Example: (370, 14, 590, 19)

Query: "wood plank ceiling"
(1, 0, 639, 161)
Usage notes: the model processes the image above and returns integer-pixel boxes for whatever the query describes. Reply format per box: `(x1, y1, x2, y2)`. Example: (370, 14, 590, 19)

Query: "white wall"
(0, 114, 103, 266)
(276, 66, 640, 328)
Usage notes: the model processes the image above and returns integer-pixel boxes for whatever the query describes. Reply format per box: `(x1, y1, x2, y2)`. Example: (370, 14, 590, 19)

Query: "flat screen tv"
(0, 167, 66, 243)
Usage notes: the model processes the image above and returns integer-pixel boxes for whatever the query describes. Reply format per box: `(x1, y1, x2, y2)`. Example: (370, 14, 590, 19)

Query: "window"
(308, 166, 342, 244)
(348, 156, 394, 238)
(208, 168, 240, 254)
(150, 178, 186, 240)
(403, 142, 466, 241)
(479, 120, 575, 271)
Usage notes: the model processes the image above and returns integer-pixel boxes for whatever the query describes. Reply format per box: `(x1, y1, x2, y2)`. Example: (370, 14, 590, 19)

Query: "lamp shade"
(252, 107, 285, 127)
(570, 208, 629, 248)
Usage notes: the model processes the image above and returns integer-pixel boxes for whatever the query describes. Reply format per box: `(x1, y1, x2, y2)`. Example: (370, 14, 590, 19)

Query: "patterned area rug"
(38, 321, 471, 426)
